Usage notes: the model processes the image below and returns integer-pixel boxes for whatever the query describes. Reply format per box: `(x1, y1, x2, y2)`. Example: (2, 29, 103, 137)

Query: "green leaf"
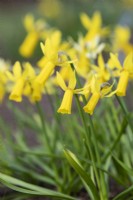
(112, 156, 133, 177)
(0, 172, 77, 200)
(64, 149, 99, 200)
(113, 185, 133, 200)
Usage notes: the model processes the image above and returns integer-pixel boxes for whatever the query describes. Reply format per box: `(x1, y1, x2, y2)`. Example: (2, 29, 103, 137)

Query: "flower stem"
(102, 116, 128, 162)
(115, 95, 133, 133)
(35, 102, 64, 191)
(35, 101, 52, 152)
(75, 95, 100, 179)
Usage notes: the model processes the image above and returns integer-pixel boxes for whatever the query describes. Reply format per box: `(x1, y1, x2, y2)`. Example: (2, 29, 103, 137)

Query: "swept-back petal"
(40, 42, 46, 55)
(51, 30, 61, 49)
(23, 62, 35, 79)
(13, 61, 22, 79)
(23, 14, 34, 32)
(105, 90, 117, 97)
(100, 82, 114, 98)
(123, 52, 133, 70)
(80, 13, 91, 30)
(91, 75, 100, 93)
(92, 11, 102, 29)
(98, 54, 104, 70)
(56, 72, 67, 91)
(110, 53, 122, 69)
(5, 71, 14, 81)
(68, 70, 76, 90)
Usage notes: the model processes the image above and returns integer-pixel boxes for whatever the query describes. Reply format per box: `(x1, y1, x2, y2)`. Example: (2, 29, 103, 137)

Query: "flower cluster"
(0, 12, 133, 115)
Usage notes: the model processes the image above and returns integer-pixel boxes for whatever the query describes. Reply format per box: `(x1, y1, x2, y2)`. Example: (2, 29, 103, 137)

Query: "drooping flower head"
(110, 52, 133, 96)
(19, 14, 49, 58)
(80, 11, 109, 41)
(57, 70, 86, 114)
(83, 75, 115, 115)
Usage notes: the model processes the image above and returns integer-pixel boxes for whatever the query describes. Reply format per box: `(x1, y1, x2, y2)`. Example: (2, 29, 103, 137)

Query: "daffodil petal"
(56, 72, 67, 91)
(98, 54, 104, 70)
(110, 53, 122, 69)
(13, 61, 22, 79)
(68, 70, 76, 89)
(23, 62, 35, 79)
(23, 14, 34, 32)
(123, 52, 133, 70)
(80, 13, 91, 30)
(105, 89, 117, 97)
(5, 71, 14, 81)
(92, 11, 102, 29)
(91, 75, 100, 93)
(100, 82, 114, 98)
(51, 30, 61, 48)
(40, 42, 45, 55)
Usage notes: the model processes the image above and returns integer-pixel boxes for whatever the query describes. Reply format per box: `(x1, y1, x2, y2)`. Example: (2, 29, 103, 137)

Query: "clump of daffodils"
(1, 11, 133, 115)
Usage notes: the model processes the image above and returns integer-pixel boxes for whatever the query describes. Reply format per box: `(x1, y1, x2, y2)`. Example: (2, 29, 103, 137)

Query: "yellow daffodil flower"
(36, 37, 74, 87)
(57, 70, 76, 114)
(85, 36, 105, 59)
(110, 52, 133, 96)
(107, 56, 120, 77)
(81, 72, 94, 101)
(19, 14, 47, 58)
(36, 63, 53, 85)
(113, 26, 133, 54)
(21, 62, 44, 103)
(6, 61, 38, 102)
(80, 11, 109, 41)
(0, 58, 10, 102)
(83, 76, 115, 115)
(37, 30, 61, 68)
(76, 50, 90, 78)
(57, 70, 86, 114)
(92, 54, 110, 83)
(57, 65, 73, 83)
(6, 61, 25, 102)
(35, 31, 62, 85)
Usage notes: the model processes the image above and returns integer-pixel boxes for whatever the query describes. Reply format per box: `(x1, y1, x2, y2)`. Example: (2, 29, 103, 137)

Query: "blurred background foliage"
(0, 0, 133, 62)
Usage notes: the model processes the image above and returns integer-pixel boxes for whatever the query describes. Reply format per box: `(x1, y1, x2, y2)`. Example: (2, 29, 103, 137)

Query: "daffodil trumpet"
(57, 89, 73, 114)
(57, 70, 86, 114)
(19, 14, 48, 58)
(116, 70, 129, 96)
(110, 52, 133, 96)
(36, 61, 55, 85)
(83, 92, 100, 115)
(9, 78, 25, 102)
(19, 31, 39, 58)
(83, 76, 115, 115)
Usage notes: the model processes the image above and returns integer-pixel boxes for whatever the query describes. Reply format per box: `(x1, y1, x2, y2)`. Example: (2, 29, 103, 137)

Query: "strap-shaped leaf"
(64, 149, 99, 200)
(113, 184, 133, 200)
(112, 156, 133, 176)
(0, 172, 76, 200)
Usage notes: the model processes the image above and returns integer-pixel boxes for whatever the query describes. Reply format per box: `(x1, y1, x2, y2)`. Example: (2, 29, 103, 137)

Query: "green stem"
(75, 95, 101, 197)
(88, 115, 108, 200)
(35, 102, 64, 191)
(115, 95, 133, 133)
(35, 102, 52, 152)
(44, 86, 64, 151)
(109, 100, 120, 132)
(102, 116, 128, 162)
(69, 57, 107, 199)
